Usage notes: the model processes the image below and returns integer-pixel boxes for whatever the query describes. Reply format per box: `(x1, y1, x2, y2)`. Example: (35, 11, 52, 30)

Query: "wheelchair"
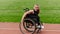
(19, 8, 43, 34)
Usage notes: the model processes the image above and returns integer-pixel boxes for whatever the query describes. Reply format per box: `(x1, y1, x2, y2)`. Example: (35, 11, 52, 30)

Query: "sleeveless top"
(26, 10, 39, 18)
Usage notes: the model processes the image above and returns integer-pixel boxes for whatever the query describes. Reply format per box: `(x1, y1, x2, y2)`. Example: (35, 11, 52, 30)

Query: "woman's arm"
(21, 10, 34, 23)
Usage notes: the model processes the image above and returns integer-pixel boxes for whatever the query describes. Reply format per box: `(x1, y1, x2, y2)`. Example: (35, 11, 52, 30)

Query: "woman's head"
(34, 4, 39, 11)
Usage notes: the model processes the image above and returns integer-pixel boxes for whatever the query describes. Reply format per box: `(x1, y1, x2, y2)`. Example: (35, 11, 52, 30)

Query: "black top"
(26, 10, 39, 18)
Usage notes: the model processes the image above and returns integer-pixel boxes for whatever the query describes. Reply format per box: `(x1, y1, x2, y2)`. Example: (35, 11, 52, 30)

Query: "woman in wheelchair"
(21, 4, 44, 29)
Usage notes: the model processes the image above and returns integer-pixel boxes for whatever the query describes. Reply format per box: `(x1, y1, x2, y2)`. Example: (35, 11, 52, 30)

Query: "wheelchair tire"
(19, 18, 36, 34)
(23, 18, 36, 32)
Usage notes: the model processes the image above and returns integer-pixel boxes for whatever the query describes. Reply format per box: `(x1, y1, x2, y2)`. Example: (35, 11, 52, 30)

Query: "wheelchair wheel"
(19, 18, 36, 34)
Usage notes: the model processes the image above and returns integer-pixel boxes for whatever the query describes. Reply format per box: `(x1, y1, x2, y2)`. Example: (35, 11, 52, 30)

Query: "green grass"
(0, 0, 60, 23)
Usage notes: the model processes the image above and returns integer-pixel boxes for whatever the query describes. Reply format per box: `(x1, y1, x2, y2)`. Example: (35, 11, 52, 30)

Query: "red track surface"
(0, 22, 60, 34)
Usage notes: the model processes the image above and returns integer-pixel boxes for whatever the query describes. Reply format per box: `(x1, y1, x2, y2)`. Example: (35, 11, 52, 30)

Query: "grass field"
(0, 0, 60, 23)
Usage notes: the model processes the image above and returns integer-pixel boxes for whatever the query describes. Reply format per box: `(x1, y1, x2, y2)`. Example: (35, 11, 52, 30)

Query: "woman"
(21, 4, 44, 28)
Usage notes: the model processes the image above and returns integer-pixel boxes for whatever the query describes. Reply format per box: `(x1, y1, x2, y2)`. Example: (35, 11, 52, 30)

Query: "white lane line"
(0, 28, 60, 32)
(41, 30, 60, 32)
(0, 28, 19, 30)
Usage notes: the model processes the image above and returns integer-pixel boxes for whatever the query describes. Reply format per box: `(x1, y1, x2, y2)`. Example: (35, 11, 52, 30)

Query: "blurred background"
(0, 0, 60, 23)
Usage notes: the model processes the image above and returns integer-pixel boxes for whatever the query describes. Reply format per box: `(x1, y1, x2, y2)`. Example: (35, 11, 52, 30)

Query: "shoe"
(37, 25, 44, 29)
(41, 25, 44, 29)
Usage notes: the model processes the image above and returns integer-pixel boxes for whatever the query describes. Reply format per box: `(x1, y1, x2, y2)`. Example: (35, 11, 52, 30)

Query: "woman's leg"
(36, 16, 40, 25)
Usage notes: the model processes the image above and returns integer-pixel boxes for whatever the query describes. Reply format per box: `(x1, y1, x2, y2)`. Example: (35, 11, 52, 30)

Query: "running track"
(0, 22, 60, 34)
